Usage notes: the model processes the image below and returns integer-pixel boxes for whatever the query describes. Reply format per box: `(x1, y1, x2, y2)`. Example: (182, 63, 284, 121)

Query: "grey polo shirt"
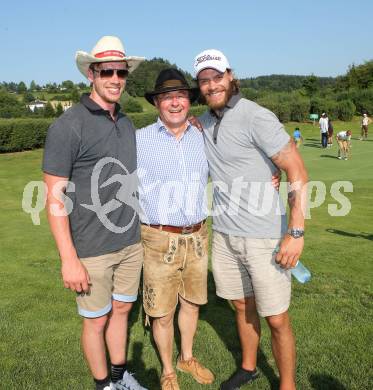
(199, 94, 290, 238)
(42, 94, 140, 258)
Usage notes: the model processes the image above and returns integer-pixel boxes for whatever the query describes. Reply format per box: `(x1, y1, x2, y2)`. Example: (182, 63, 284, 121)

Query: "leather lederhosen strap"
(143, 220, 206, 235)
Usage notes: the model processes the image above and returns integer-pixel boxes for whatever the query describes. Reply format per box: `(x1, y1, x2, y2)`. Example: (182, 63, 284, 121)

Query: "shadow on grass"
(200, 272, 279, 389)
(326, 228, 373, 241)
(125, 300, 159, 389)
(309, 373, 347, 389)
(303, 143, 322, 148)
(319, 155, 339, 159)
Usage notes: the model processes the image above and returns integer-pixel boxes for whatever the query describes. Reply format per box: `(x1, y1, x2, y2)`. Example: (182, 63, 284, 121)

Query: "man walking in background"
(360, 112, 371, 140)
(319, 112, 329, 148)
(43, 36, 147, 390)
(136, 68, 214, 390)
(194, 49, 308, 390)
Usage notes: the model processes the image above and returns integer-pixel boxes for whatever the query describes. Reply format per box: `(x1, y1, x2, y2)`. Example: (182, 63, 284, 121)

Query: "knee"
(180, 297, 199, 313)
(83, 315, 108, 334)
(232, 297, 256, 313)
(266, 312, 290, 332)
(153, 312, 174, 328)
(111, 300, 133, 316)
(231, 298, 247, 313)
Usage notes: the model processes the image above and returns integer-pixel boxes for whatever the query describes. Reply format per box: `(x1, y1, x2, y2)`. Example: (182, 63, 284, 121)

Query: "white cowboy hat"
(75, 36, 145, 78)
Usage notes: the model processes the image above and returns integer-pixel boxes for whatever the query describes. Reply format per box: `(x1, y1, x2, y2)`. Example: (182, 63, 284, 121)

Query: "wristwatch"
(287, 228, 304, 238)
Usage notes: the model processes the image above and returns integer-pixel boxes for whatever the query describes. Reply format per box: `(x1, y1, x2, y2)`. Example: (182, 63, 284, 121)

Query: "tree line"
(1, 58, 372, 121)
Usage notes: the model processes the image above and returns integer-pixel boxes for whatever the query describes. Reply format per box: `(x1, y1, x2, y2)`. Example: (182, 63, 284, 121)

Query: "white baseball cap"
(194, 49, 231, 77)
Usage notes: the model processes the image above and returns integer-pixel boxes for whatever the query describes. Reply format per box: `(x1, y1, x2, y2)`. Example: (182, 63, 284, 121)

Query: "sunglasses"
(93, 68, 129, 79)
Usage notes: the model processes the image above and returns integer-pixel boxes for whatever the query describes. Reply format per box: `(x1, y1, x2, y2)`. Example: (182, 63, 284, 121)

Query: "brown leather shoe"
(160, 372, 180, 390)
(176, 357, 214, 385)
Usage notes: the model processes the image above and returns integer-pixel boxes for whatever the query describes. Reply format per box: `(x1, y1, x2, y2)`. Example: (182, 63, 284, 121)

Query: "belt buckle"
(181, 225, 194, 235)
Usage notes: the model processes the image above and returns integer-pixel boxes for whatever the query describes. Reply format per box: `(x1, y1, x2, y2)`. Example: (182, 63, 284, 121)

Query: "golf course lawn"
(0, 117, 372, 389)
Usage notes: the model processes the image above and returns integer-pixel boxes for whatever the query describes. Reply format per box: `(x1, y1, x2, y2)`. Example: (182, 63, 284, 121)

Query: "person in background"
(336, 130, 352, 160)
(319, 112, 329, 148)
(293, 127, 303, 148)
(327, 118, 334, 148)
(360, 113, 371, 140)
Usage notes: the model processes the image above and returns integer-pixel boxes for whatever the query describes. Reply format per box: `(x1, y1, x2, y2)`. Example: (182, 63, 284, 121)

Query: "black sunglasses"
(93, 68, 129, 79)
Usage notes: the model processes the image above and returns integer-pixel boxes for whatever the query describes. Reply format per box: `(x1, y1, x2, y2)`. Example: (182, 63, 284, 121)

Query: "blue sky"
(1, 0, 372, 85)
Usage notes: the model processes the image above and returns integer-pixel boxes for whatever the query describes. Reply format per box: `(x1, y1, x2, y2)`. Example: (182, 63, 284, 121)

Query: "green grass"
(0, 118, 372, 389)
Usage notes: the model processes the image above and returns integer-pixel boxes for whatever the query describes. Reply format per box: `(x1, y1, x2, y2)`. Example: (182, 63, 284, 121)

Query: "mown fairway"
(0, 117, 372, 389)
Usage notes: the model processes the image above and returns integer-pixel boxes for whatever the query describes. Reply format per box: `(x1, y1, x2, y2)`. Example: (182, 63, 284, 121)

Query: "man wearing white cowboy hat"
(43, 36, 147, 390)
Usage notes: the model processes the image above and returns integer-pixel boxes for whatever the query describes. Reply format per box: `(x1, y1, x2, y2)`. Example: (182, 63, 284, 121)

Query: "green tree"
(0, 91, 28, 117)
(23, 92, 36, 103)
(17, 81, 27, 94)
(44, 102, 55, 117)
(29, 80, 37, 91)
(55, 102, 64, 117)
(70, 88, 80, 103)
(61, 80, 75, 91)
(122, 97, 143, 113)
(302, 75, 319, 97)
(78, 82, 88, 90)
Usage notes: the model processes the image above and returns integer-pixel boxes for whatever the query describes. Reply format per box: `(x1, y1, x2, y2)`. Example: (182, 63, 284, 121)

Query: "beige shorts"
(212, 231, 291, 317)
(76, 242, 144, 318)
(141, 223, 208, 318)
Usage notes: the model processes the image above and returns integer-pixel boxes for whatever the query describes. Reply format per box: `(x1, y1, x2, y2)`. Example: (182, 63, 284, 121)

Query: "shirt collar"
(156, 117, 191, 136)
(80, 93, 121, 116)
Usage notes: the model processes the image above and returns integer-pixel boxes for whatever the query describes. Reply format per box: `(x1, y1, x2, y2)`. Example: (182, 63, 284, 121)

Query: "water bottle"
(291, 261, 311, 283)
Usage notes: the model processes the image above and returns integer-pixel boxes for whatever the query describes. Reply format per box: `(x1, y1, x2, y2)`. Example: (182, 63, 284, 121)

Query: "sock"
(94, 375, 110, 390)
(111, 363, 127, 383)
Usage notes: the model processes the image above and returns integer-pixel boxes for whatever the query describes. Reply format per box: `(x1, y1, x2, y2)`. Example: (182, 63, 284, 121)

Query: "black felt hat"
(145, 68, 199, 105)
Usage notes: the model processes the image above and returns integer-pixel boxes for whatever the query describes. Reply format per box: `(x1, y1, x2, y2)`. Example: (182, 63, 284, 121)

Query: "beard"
(204, 82, 234, 111)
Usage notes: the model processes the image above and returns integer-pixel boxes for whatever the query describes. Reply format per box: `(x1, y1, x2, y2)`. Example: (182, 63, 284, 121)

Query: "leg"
(231, 297, 261, 371)
(266, 311, 296, 390)
(81, 315, 109, 380)
(152, 310, 176, 376)
(178, 296, 199, 361)
(105, 300, 133, 364)
(337, 139, 343, 158)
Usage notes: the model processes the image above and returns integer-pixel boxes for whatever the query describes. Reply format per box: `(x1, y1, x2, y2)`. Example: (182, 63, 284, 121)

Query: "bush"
(0, 118, 53, 152)
(290, 95, 310, 122)
(241, 88, 258, 101)
(0, 105, 206, 153)
(122, 97, 143, 113)
(257, 95, 291, 122)
(336, 99, 356, 121)
(127, 112, 158, 128)
(0, 91, 29, 118)
(349, 88, 373, 115)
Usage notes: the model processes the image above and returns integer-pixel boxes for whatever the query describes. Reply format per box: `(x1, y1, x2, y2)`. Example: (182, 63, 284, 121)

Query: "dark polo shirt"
(42, 94, 140, 258)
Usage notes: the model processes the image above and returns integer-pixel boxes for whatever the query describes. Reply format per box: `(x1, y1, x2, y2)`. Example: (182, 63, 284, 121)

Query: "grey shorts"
(212, 231, 291, 317)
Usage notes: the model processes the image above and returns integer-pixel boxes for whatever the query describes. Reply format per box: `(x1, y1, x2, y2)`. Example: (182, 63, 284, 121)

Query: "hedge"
(0, 118, 53, 152)
(0, 105, 208, 153)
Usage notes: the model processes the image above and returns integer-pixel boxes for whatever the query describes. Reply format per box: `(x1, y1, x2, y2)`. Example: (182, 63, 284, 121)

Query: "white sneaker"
(338, 156, 342, 159)
(111, 370, 148, 390)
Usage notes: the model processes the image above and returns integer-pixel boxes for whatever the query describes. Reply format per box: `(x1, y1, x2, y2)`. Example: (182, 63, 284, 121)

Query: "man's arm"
(271, 140, 308, 269)
(44, 173, 90, 293)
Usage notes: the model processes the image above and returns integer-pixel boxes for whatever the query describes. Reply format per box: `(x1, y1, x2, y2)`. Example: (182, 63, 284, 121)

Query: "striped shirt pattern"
(136, 118, 209, 226)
